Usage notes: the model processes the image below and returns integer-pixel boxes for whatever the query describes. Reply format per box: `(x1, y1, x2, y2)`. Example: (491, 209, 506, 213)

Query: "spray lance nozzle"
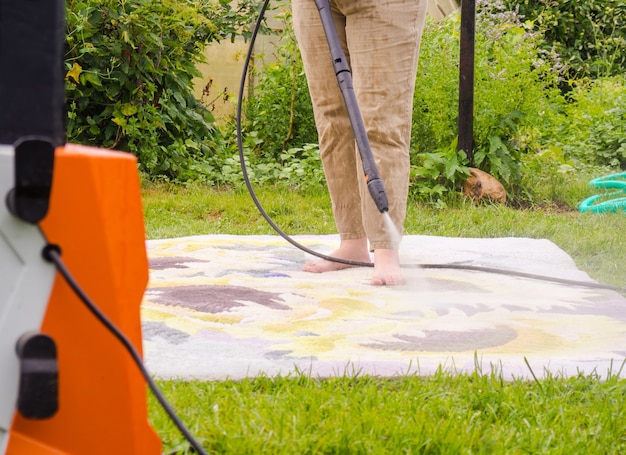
(366, 176, 389, 213)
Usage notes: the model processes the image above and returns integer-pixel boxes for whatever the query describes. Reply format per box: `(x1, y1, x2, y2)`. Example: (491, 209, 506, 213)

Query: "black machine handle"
(313, 0, 389, 213)
(1, 0, 65, 224)
(16, 332, 59, 420)
(5, 137, 56, 224)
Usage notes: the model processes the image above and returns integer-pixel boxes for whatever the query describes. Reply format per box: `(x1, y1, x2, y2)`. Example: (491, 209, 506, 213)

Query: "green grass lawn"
(150, 367, 626, 454)
(142, 182, 626, 454)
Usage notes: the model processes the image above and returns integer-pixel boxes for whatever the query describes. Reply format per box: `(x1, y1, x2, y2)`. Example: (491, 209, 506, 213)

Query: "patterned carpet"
(141, 235, 626, 381)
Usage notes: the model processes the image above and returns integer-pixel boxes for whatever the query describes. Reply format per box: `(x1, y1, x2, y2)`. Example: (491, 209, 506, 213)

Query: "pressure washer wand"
(314, 0, 389, 213)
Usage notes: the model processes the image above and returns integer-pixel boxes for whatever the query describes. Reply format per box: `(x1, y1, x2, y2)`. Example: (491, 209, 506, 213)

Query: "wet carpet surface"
(142, 235, 626, 380)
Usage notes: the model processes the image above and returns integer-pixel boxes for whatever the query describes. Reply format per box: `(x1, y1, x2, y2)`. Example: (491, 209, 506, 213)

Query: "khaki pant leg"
(292, 0, 366, 241)
(344, 0, 428, 250)
(292, 0, 427, 249)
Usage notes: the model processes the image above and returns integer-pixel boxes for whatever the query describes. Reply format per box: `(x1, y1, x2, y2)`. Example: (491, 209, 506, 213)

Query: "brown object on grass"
(462, 167, 507, 204)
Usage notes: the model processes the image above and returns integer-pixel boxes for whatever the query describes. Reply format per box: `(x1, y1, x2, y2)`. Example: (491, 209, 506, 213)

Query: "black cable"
(417, 263, 626, 293)
(237, 1, 626, 295)
(41, 244, 209, 455)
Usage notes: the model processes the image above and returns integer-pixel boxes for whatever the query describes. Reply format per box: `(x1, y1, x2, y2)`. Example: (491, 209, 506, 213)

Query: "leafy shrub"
(546, 77, 626, 169)
(502, 0, 626, 81)
(65, 0, 261, 181)
(253, 143, 325, 189)
(241, 9, 317, 161)
(410, 139, 470, 201)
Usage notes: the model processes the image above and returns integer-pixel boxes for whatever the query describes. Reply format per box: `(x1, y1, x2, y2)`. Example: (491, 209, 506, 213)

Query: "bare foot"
(371, 249, 405, 286)
(302, 238, 371, 273)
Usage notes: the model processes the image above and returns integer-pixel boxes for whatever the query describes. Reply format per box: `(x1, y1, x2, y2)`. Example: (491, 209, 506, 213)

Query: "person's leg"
(292, 0, 371, 272)
(343, 0, 428, 284)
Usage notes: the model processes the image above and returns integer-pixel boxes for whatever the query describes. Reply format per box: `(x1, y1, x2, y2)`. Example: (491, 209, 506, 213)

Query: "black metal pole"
(458, 0, 475, 165)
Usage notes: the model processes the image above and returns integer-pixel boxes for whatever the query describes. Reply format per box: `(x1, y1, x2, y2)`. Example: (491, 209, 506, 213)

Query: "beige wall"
(429, 0, 460, 21)
(194, 1, 459, 120)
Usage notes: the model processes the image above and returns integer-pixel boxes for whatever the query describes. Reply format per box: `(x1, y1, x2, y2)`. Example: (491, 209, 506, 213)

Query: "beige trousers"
(292, 0, 427, 250)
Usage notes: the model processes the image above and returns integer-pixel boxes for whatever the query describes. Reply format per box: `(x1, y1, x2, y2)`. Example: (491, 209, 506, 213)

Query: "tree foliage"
(502, 0, 626, 81)
(65, 0, 262, 181)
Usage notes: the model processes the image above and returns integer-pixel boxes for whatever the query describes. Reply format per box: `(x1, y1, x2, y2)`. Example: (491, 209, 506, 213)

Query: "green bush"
(241, 9, 317, 161)
(547, 77, 626, 169)
(502, 0, 626, 81)
(65, 0, 261, 181)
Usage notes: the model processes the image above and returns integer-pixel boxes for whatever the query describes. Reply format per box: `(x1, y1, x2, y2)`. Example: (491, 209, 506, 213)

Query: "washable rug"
(141, 235, 626, 381)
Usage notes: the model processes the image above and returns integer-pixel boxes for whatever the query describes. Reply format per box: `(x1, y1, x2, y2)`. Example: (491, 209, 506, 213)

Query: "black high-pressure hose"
(237, 1, 626, 295)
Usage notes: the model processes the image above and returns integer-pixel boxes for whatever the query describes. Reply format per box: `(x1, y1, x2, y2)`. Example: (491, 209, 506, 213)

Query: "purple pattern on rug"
(363, 326, 518, 352)
(149, 257, 204, 270)
(143, 321, 190, 345)
(150, 285, 289, 312)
